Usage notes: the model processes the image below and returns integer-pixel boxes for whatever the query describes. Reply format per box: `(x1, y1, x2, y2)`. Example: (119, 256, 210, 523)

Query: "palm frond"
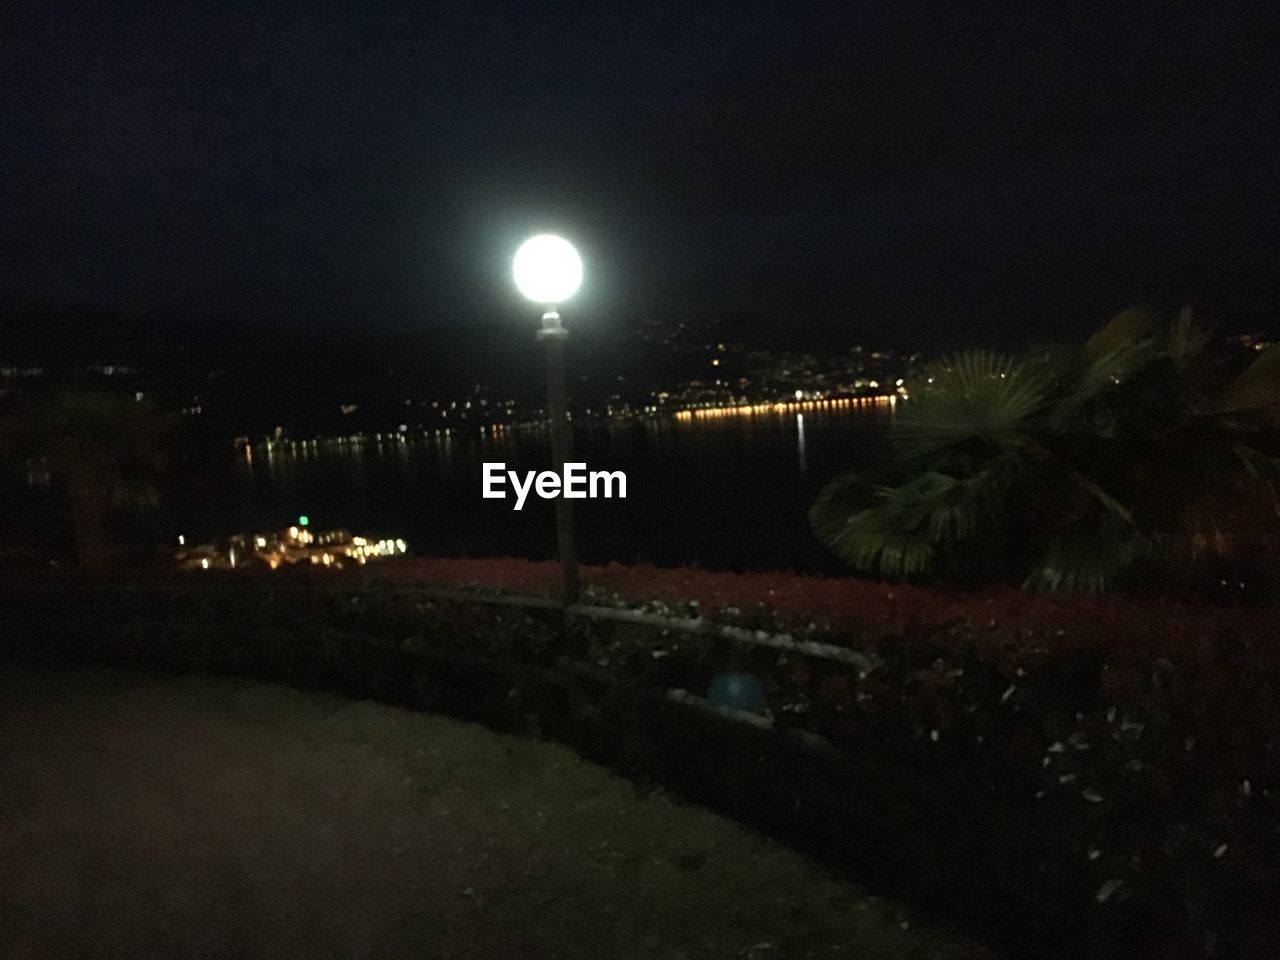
(1206, 346, 1280, 416)
(816, 518, 938, 580)
(1084, 305, 1157, 359)
(1069, 469, 1135, 525)
(1230, 443, 1280, 482)
(808, 471, 881, 543)
(1023, 525, 1146, 593)
(810, 473, 944, 578)
(811, 467, 1014, 579)
(1167, 305, 1211, 372)
(894, 351, 1051, 458)
(1048, 340, 1155, 427)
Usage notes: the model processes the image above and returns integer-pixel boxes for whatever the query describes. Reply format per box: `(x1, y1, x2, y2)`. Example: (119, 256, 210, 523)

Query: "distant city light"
(513, 234, 582, 304)
(675, 396, 893, 421)
(177, 524, 407, 572)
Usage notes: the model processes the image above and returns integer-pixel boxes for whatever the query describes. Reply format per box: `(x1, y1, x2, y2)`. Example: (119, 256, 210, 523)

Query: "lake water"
(13, 401, 897, 574)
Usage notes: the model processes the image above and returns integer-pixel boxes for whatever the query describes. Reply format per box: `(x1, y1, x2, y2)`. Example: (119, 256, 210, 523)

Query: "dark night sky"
(3, 1, 1278, 351)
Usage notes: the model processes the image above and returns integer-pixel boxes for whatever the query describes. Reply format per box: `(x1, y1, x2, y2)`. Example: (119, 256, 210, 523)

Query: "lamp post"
(513, 234, 583, 606)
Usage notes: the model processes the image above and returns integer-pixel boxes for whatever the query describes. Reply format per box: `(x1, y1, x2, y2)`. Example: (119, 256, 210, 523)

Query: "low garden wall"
(1, 568, 1276, 959)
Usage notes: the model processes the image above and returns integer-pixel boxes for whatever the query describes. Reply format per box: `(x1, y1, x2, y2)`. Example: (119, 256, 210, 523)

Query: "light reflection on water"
(214, 404, 892, 573)
(0, 406, 891, 572)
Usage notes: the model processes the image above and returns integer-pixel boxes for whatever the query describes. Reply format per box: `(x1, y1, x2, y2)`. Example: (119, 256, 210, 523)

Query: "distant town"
(0, 310, 933, 442)
(2, 306, 1273, 449)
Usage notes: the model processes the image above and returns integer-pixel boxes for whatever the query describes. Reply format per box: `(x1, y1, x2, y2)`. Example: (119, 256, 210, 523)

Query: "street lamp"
(514, 234, 583, 606)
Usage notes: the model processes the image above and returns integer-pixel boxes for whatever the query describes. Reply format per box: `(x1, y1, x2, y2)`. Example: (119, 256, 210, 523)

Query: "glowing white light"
(513, 234, 582, 304)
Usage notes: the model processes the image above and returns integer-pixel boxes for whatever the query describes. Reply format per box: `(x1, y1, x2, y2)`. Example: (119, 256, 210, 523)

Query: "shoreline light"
(673, 395, 897, 421)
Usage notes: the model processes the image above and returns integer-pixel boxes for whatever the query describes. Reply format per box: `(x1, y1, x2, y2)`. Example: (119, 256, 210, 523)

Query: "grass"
(0, 667, 993, 959)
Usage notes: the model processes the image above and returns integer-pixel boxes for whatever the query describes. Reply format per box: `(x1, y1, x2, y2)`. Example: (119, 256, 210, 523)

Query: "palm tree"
(810, 308, 1280, 593)
(0, 390, 175, 566)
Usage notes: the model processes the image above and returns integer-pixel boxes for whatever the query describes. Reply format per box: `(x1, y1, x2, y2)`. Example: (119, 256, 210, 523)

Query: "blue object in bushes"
(707, 671, 765, 713)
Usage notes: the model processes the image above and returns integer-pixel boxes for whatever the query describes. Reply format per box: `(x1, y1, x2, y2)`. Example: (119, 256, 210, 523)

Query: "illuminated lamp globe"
(513, 234, 582, 305)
